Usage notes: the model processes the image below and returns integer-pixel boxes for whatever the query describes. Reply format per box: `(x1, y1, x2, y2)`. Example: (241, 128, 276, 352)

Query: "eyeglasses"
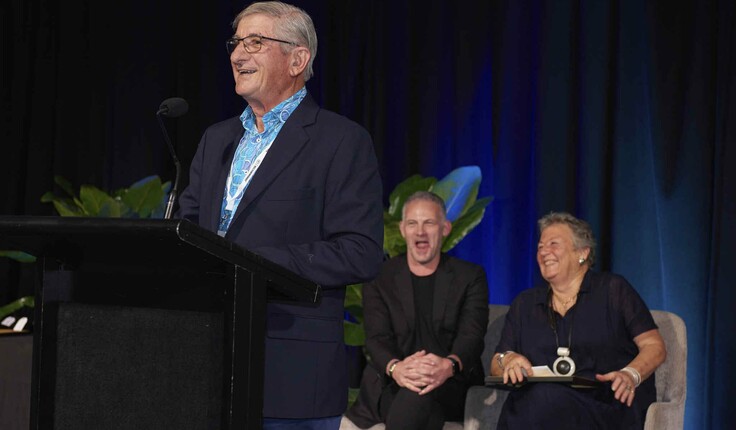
(225, 35, 298, 55)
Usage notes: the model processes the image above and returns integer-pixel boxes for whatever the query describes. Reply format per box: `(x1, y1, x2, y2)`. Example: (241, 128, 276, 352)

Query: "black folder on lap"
(485, 375, 601, 389)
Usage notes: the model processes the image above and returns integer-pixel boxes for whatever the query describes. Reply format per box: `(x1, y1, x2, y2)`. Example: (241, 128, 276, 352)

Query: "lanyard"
(223, 139, 273, 212)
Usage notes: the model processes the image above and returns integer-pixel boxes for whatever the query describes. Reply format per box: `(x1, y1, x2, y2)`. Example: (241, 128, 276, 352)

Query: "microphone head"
(157, 97, 189, 118)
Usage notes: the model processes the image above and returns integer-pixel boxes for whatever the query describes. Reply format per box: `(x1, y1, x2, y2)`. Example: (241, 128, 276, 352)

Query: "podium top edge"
(0, 216, 320, 302)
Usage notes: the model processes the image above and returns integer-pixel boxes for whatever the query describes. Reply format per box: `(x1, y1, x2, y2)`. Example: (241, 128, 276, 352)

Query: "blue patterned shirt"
(218, 87, 307, 236)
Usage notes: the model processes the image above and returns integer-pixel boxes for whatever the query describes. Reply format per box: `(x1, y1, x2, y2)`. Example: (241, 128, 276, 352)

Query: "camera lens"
(556, 360, 571, 375)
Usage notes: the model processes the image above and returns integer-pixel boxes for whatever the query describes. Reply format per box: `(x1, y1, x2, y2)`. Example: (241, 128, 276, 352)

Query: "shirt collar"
(239, 86, 308, 134)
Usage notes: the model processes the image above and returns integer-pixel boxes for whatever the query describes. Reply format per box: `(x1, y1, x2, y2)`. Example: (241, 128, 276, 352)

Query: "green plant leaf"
(54, 175, 77, 198)
(97, 199, 130, 218)
(79, 185, 119, 216)
(345, 284, 364, 322)
(348, 387, 360, 408)
(383, 216, 406, 258)
(344, 284, 363, 309)
(0, 250, 36, 263)
(0, 296, 35, 320)
(344, 320, 366, 346)
(41, 175, 170, 219)
(442, 196, 493, 252)
(430, 166, 482, 222)
(122, 176, 165, 218)
(387, 175, 437, 218)
(56, 199, 85, 216)
(148, 181, 172, 218)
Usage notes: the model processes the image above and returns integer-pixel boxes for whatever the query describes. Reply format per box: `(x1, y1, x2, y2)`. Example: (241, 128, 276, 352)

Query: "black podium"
(0, 216, 320, 430)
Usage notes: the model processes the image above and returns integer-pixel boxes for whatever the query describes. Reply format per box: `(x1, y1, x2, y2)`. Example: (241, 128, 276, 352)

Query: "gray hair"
(232, 1, 318, 81)
(538, 211, 597, 267)
(402, 191, 447, 220)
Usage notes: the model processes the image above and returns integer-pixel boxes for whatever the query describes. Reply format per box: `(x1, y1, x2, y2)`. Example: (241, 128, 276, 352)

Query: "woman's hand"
(595, 329, 667, 407)
(497, 352, 534, 384)
(595, 370, 637, 406)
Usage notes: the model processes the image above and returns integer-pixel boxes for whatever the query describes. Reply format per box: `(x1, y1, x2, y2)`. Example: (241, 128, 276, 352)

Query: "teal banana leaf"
(442, 196, 493, 252)
(430, 165, 482, 222)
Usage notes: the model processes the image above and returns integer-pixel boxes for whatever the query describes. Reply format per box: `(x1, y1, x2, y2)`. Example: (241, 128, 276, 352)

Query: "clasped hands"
(390, 350, 453, 395)
(499, 352, 637, 406)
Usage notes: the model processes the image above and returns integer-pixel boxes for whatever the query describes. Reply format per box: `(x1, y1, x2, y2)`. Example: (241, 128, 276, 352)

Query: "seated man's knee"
(385, 388, 444, 430)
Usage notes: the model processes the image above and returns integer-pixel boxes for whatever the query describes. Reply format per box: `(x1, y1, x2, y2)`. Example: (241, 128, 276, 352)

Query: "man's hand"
(391, 351, 457, 394)
(412, 352, 454, 395)
(391, 350, 432, 393)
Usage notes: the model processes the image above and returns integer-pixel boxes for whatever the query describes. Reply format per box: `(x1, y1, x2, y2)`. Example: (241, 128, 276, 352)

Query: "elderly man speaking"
(177, 2, 384, 429)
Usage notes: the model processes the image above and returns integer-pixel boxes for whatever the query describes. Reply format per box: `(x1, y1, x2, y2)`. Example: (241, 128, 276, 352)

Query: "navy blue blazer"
(178, 93, 384, 418)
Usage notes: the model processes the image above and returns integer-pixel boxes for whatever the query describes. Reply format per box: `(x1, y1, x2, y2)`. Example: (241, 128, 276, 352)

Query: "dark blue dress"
(495, 271, 657, 429)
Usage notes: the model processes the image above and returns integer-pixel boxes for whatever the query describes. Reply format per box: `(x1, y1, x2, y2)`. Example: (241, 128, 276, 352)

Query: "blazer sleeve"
(363, 275, 403, 375)
(451, 265, 489, 373)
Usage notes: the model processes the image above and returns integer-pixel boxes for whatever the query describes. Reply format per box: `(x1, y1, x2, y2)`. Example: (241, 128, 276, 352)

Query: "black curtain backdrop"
(2, 1, 734, 428)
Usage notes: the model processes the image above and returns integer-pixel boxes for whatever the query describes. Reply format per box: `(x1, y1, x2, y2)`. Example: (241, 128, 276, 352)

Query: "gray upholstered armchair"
(463, 305, 688, 430)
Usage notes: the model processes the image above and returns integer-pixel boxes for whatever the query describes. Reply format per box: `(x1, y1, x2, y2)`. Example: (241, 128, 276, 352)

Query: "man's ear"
(442, 220, 452, 238)
(399, 221, 407, 239)
(288, 47, 310, 77)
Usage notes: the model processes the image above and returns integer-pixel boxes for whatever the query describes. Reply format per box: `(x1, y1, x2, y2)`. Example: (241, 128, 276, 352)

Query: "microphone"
(157, 97, 189, 118)
(156, 97, 189, 219)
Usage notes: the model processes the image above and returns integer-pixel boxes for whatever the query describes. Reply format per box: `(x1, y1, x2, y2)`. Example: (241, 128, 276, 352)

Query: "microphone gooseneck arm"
(156, 97, 189, 219)
(156, 112, 181, 219)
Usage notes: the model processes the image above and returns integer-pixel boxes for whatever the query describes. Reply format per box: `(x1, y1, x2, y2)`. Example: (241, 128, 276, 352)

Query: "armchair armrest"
(644, 400, 685, 430)
(463, 386, 509, 430)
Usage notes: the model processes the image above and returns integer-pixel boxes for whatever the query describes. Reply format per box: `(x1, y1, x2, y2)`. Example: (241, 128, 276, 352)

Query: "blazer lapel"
(230, 95, 318, 223)
(432, 256, 453, 331)
(394, 265, 415, 333)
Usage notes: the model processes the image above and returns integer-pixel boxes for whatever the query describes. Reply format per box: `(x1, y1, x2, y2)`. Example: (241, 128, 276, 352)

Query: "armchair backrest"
(481, 305, 510, 371)
(650, 310, 687, 405)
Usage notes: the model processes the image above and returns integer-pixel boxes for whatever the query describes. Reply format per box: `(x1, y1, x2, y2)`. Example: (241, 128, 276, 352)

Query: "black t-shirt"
(411, 272, 445, 355)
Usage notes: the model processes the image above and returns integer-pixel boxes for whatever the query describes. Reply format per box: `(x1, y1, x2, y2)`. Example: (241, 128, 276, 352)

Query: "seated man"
(346, 191, 489, 430)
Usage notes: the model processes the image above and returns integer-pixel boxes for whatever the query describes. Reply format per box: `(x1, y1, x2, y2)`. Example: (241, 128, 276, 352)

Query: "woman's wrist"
(620, 366, 641, 387)
(497, 351, 514, 371)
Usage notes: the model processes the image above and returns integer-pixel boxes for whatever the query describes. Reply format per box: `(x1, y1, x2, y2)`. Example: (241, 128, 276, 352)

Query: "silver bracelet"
(620, 366, 642, 387)
(497, 351, 514, 371)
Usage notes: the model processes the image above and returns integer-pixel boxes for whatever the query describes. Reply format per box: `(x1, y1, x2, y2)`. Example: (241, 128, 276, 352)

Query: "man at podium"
(177, 1, 384, 429)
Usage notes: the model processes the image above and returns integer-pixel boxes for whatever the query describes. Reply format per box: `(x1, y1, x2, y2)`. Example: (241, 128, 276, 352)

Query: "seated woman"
(491, 212, 667, 429)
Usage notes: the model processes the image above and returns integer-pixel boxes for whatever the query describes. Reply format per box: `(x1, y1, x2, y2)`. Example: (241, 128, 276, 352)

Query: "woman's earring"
(578, 257, 585, 264)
